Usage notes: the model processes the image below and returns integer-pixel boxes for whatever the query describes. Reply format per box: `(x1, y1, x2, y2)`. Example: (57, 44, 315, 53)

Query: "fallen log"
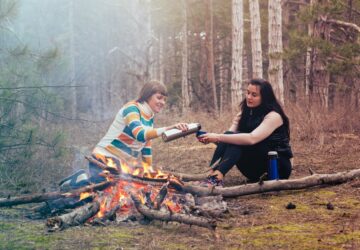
(46, 201, 100, 231)
(0, 181, 113, 207)
(130, 192, 216, 230)
(177, 168, 360, 198)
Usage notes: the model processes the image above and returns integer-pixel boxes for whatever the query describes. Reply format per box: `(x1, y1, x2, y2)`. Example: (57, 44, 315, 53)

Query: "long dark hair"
(238, 79, 290, 137)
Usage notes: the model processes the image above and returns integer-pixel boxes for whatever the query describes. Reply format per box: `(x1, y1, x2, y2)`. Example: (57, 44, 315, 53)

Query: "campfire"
(39, 155, 223, 231)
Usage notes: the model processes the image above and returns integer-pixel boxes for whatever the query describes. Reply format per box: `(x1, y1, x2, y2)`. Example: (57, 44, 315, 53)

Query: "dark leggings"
(210, 132, 292, 181)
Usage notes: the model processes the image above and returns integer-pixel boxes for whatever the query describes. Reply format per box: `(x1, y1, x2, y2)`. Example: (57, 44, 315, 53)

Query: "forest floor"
(0, 111, 359, 249)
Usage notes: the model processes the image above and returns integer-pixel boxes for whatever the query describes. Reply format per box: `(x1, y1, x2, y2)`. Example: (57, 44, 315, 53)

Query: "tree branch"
(321, 16, 360, 33)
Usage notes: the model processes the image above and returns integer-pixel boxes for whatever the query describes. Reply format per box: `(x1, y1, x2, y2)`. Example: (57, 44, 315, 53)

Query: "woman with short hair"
(89, 80, 188, 183)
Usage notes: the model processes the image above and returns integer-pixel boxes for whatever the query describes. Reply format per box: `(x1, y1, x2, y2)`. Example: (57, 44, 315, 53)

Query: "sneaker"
(59, 169, 90, 191)
(200, 175, 224, 187)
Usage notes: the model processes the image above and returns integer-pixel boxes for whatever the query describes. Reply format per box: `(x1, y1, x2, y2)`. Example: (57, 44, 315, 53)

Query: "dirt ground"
(0, 111, 359, 249)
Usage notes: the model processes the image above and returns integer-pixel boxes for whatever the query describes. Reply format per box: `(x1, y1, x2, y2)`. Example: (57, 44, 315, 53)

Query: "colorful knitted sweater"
(93, 101, 166, 166)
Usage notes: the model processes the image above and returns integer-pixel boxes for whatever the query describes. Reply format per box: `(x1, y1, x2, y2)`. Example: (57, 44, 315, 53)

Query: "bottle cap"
(268, 151, 278, 156)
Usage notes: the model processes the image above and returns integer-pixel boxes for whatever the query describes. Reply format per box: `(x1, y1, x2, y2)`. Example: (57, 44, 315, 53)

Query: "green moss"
(161, 242, 189, 250)
(328, 231, 360, 245)
(230, 223, 330, 249)
(336, 198, 360, 209)
(0, 221, 55, 249)
(313, 190, 337, 198)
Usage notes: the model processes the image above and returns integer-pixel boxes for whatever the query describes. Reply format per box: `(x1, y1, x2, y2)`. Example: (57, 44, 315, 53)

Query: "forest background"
(0, 0, 359, 248)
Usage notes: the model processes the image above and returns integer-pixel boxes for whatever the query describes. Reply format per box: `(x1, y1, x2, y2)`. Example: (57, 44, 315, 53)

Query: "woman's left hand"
(198, 133, 221, 144)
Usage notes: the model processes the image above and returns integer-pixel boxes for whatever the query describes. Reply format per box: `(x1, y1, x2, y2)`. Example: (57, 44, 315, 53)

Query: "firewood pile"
(0, 156, 227, 232)
(0, 155, 359, 233)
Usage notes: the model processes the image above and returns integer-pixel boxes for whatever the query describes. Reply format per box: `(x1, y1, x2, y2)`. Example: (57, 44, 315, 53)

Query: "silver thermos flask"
(162, 123, 201, 142)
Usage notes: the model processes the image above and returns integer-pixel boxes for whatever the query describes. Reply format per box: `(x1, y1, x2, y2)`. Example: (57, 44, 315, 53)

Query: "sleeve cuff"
(156, 127, 167, 137)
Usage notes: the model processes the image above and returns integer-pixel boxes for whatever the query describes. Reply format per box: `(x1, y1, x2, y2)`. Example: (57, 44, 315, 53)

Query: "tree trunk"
(268, 0, 284, 104)
(204, 0, 218, 113)
(249, 0, 263, 78)
(231, 0, 244, 112)
(159, 34, 165, 84)
(219, 38, 226, 114)
(181, 0, 190, 113)
(313, 20, 331, 109)
(305, 0, 315, 103)
(68, 0, 77, 118)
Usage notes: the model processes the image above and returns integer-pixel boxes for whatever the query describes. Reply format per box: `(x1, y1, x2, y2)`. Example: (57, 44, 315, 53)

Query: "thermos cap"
(268, 151, 278, 156)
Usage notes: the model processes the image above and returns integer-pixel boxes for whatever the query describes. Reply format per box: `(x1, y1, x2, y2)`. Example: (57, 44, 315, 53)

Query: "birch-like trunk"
(159, 34, 165, 84)
(268, 0, 284, 104)
(305, 0, 315, 102)
(218, 38, 227, 114)
(181, 0, 190, 112)
(205, 0, 218, 113)
(249, 0, 263, 78)
(231, 0, 244, 112)
(69, 0, 77, 118)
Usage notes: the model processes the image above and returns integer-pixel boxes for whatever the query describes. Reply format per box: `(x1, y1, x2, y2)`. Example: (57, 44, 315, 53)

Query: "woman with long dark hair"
(198, 79, 293, 185)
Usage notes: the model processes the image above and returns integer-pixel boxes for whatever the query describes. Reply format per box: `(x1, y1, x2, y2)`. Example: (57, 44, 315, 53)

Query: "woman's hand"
(198, 133, 221, 144)
(167, 123, 189, 132)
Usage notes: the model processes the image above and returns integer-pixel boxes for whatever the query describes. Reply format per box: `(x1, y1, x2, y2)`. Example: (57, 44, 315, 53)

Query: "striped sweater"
(93, 101, 166, 166)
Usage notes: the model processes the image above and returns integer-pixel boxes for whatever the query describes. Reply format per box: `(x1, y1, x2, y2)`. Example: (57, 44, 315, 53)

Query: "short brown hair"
(137, 80, 168, 103)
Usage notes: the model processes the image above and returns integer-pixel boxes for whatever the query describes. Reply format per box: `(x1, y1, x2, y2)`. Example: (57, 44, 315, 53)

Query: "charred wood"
(46, 201, 100, 232)
(177, 169, 360, 198)
(92, 204, 121, 225)
(154, 184, 168, 210)
(33, 195, 94, 216)
(130, 193, 216, 230)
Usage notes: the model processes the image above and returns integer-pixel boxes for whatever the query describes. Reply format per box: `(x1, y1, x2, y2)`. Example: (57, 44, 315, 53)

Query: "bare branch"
(320, 16, 360, 33)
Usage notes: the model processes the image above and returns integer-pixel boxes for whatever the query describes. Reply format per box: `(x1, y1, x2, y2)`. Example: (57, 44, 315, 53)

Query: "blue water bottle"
(268, 151, 279, 180)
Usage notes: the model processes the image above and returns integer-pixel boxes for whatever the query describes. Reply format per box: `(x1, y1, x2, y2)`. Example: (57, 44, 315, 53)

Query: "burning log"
(86, 155, 169, 185)
(0, 181, 113, 207)
(154, 184, 168, 210)
(130, 193, 217, 230)
(46, 201, 100, 231)
(91, 204, 121, 225)
(177, 168, 360, 197)
(85, 155, 120, 174)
